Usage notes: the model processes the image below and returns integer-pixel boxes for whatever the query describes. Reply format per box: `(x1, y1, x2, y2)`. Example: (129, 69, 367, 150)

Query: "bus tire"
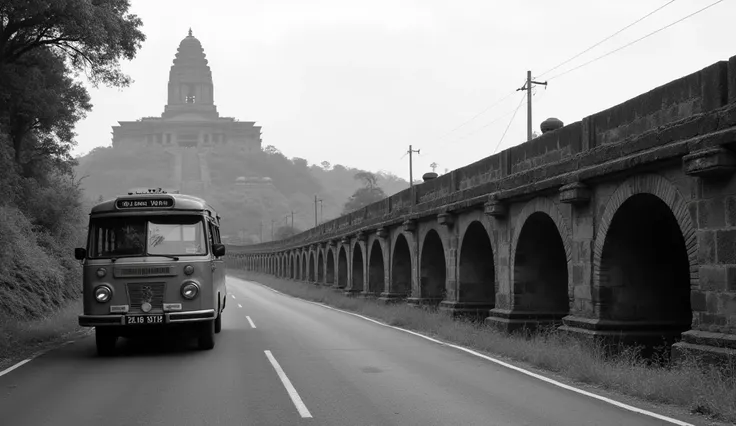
(214, 312, 222, 334)
(198, 320, 215, 350)
(95, 328, 117, 356)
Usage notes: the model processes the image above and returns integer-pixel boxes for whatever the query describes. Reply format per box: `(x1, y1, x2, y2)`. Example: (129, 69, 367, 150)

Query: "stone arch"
(391, 233, 412, 296)
(368, 239, 385, 294)
(457, 220, 496, 305)
(351, 241, 365, 292)
(326, 246, 336, 285)
(510, 197, 571, 319)
(317, 249, 325, 283)
(593, 174, 695, 334)
(337, 245, 348, 288)
(419, 229, 446, 304)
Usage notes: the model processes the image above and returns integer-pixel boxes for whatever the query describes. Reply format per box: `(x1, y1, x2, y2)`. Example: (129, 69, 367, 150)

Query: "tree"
(353, 171, 378, 189)
(342, 171, 386, 214)
(292, 157, 308, 168)
(264, 145, 280, 155)
(0, 48, 92, 164)
(0, 0, 146, 88)
(320, 161, 331, 170)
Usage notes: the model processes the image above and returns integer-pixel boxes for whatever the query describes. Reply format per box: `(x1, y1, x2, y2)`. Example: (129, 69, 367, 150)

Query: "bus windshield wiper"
(148, 254, 180, 261)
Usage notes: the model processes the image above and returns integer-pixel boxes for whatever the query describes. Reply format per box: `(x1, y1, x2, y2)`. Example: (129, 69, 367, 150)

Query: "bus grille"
(114, 266, 175, 278)
(126, 283, 166, 313)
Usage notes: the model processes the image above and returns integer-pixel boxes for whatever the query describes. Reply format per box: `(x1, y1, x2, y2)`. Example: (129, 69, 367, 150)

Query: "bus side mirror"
(212, 243, 226, 257)
(74, 248, 87, 260)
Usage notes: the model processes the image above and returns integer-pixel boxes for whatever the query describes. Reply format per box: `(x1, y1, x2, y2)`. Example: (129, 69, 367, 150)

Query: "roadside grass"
(0, 299, 87, 371)
(231, 269, 736, 424)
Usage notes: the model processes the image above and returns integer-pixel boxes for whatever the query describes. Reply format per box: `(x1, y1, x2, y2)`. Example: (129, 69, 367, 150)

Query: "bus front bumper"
(78, 309, 216, 327)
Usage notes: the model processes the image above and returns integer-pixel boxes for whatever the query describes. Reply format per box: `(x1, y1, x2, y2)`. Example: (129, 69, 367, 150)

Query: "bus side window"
(208, 221, 216, 249)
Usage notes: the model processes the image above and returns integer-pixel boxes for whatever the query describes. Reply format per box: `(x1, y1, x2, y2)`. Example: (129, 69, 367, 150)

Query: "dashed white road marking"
(230, 294, 236, 299)
(0, 338, 79, 379)
(264, 350, 312, 418)
(246, 316, 256, 329)
(238, 303, 243, 308)
(241, 278, 694, 426)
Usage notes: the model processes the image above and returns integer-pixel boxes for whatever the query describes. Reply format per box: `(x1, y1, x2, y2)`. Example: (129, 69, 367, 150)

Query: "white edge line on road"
(231, 294, 236, 299)
(238, 303, 243, 308)
(0, 334, 85, 379)
(244, 279, 694, 426)
(0, 359, 33, 378)
(246, 316, 257, 329)
(264, 350, 312, 418)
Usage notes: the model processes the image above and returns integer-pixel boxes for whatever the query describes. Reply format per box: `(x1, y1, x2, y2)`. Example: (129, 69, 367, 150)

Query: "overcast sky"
(72, 0, 735, 182)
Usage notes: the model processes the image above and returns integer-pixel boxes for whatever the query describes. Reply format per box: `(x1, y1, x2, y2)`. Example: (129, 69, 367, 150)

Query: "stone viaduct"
(226, 54, 736, 361)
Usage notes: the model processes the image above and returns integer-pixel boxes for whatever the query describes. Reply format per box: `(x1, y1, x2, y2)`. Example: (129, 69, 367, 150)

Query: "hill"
(73, 144, 410, 242)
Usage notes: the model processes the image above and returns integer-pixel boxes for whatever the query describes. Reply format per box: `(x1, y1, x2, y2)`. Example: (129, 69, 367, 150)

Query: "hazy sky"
(72, 0, 735, 182)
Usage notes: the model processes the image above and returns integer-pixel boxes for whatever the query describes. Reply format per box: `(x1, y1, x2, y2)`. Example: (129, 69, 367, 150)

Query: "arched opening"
(308, 252, 315, 282)
(420, 230, 446, 304)
(513, 212, 568, 319)
(459, 221, 496, 305)
(368, 240, 385, 294)
(326, 248, 335, 285)
(318, 250, 325, 283)
(391, 234, 412, 297)
(291, 255, 296, 279)
(337, 246, 348, 288)
(352, 243, 364, 292)
(598, 193, 691, 345)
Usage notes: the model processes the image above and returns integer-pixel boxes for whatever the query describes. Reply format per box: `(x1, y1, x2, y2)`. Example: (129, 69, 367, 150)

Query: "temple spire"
(188, 28, 192, 37)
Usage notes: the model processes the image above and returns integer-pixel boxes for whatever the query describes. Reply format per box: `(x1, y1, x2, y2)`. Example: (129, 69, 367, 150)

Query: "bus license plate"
(126, 315, 164, 325)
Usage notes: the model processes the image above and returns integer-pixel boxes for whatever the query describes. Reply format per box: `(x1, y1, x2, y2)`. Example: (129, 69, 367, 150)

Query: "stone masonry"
(226, 54, 736, 362)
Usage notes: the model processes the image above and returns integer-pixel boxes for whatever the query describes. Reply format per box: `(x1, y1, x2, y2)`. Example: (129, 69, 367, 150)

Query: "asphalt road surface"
(0, 276, 707, 426)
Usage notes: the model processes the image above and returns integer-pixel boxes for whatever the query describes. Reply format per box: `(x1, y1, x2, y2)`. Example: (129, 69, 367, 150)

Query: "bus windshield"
(90, 215, 208, 258)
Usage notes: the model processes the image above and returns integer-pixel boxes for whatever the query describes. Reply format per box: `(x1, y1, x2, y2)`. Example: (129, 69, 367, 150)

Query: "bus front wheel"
(95, 328, 117, 356)
(198, 320, 215, 350)
(214, 312, 222, 334)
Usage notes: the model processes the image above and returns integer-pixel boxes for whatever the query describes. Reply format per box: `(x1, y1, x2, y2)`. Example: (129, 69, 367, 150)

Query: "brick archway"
(593, 173, 698, 288)
(510, 196, 573, 284)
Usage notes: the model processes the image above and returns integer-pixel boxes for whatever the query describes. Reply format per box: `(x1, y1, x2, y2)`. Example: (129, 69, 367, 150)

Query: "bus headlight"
(94, 285, 112, 303)
(96, 267, 107, 278)
(181, 281, 199, 300)
(183, 265, 194, 275)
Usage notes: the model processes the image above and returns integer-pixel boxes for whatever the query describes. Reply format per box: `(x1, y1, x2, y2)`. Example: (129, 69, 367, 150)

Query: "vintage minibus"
(75, 189, 227, 356)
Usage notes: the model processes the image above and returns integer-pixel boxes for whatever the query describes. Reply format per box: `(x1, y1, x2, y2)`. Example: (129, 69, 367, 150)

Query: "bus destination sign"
(115, 197, 174, 209)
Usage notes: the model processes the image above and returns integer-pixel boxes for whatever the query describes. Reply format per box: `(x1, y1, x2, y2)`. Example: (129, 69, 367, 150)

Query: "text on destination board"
(115, 198, 174, 209)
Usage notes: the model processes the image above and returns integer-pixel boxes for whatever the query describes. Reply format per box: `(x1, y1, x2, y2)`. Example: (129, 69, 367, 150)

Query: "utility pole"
(407, 144, 420, 189)
(318, 199, 323, 224)
(517, 70, 547, 141)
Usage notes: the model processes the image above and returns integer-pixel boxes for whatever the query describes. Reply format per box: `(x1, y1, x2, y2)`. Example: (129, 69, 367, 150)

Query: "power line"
(492, 93, 526, 155)
(547, 0, 728, 82)
(439, 88, 521, 139)
(537, 0, 678, 79)
(438, 1, 678, 145)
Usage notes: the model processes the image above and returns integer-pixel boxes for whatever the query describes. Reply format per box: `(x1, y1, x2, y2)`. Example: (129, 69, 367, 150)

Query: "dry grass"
(0, 298, 87, 370)
(231, 269, 736, 424)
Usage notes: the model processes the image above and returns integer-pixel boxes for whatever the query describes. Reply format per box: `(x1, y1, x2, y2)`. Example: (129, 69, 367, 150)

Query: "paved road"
(0, 276, 705, 426)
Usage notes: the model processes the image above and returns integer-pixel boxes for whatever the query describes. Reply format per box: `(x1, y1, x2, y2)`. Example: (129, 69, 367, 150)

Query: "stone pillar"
(557, 182, 599, 334)
(674, 147, 736, 363)
(483, 195, 518, 330)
